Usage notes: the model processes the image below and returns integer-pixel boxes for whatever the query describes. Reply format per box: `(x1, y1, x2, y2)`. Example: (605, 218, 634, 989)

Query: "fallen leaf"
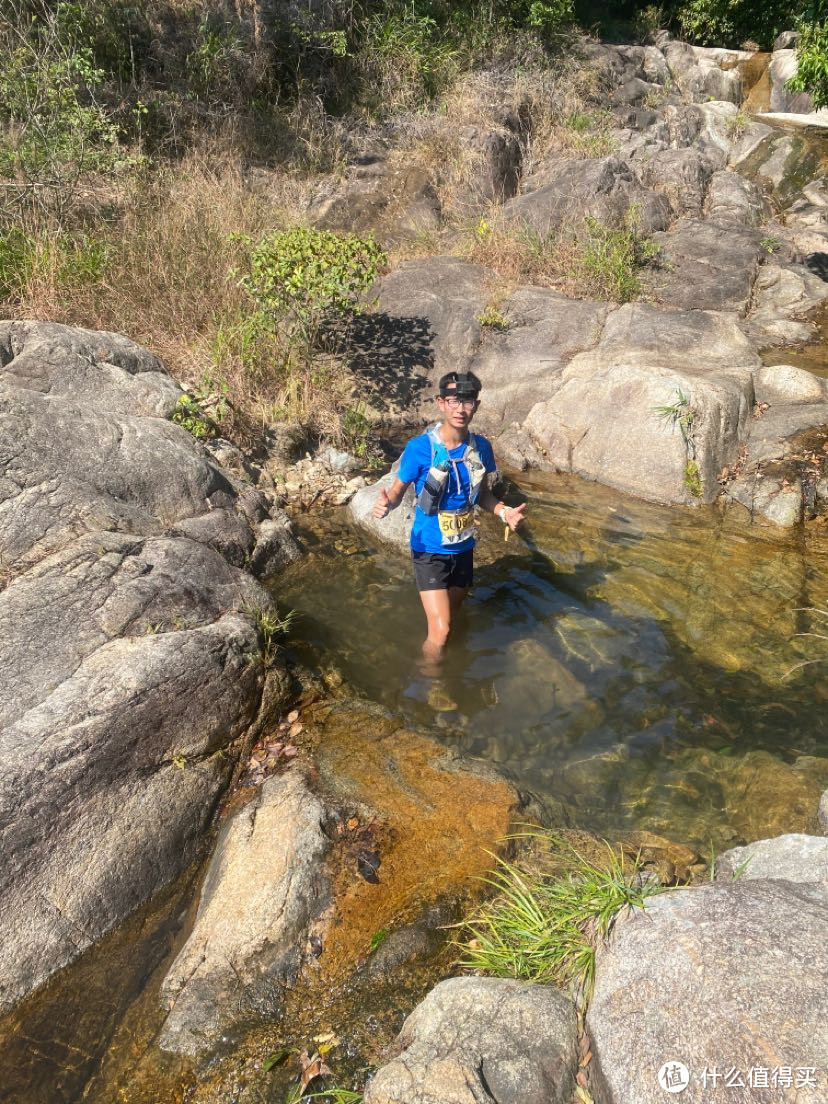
(347, 816, 359, 831)
(576, 1070, 590, 1089)
(289, 722, 304, 738)
(282, 744, 298, 759)
(298, 1051, 332, 1093)
(580, 1050, 593, 1067)
(287, 709, 299, 723)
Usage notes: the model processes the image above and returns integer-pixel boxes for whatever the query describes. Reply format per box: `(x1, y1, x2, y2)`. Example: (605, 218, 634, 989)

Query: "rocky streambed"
(3, 28, 828, 1104)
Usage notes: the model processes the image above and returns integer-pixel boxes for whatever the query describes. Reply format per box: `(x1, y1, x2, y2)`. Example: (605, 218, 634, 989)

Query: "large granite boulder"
(470, 288, 609, 433)
(364, 977, 578, 1104)
(651, 218, 763, 312)
(523, 304, 758, 504)
(158, 772, 330, 1057)
(355, 257, 491, 417)
(769, 49, 814, 114)
(588, 880, 828, 1103)
(0, 321, 299, 1013)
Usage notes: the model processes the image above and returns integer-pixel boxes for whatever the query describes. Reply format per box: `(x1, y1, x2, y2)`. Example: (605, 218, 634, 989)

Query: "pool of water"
(278, 472, 828, 849)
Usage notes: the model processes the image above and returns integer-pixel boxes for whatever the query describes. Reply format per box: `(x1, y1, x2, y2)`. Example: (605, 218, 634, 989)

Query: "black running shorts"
(412, 549, 474, 591)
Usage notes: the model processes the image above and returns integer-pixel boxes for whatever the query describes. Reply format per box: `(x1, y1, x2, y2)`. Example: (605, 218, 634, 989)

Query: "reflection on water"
(279, 473, 828, 849)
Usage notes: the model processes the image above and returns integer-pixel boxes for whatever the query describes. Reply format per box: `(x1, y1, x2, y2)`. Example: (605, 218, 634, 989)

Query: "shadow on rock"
(346, 312, 436, 414)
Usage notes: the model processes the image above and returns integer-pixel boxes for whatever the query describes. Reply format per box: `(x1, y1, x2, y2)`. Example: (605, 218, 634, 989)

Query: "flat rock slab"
(506, 155, 670, 236)
(588, 880, 828, 1103)
(651, 218, 762, 312)
(470, 288, 608, 432)
(716, 833, 828, 883)
(159, 772, 330, 1057)
(0, 321, 298, 1012)
(364, 977, 578, 1104)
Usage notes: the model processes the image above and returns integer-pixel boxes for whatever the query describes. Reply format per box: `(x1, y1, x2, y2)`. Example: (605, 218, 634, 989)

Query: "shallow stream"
(280, 471, 828, 850)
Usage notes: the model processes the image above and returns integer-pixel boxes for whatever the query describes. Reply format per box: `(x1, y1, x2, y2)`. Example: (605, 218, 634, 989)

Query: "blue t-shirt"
(398, 430, 496, 555)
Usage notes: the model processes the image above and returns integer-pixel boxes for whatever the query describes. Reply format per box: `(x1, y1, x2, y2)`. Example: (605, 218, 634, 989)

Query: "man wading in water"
(372, 371, 526, 665)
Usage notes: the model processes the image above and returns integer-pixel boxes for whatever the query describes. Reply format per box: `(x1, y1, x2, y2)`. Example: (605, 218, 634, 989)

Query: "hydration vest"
(416, 425, 487, 517)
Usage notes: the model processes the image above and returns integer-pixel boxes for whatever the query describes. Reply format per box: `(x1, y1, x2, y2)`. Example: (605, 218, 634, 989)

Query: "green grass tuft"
(456, 834, 666, 1004)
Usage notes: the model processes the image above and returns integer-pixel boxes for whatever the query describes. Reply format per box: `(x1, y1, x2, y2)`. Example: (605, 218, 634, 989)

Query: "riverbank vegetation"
(1, 0, 825, 445)
(457, 833, 666, 1004)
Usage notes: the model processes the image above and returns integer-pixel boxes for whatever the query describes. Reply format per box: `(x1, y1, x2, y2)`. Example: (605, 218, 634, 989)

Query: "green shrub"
(359, 8, 460, 110)
(788, 7, 828, 110)
(0, 1, 123, 223)
(171, 394, 214, 439)
(675, 0, 807, 51)
(236, 226, 386, 348)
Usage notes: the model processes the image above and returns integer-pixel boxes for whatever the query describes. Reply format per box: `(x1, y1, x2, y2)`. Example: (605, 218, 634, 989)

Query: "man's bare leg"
(419, 587, 452, 669)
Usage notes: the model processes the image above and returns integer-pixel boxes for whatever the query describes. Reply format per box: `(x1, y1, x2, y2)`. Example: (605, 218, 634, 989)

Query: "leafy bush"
(674, 0, 807, 50)
(171, 394, 214, 439)
(0, 0, 123, 223)
(788, 7, 828, 110)
(236, 226, 386, 347)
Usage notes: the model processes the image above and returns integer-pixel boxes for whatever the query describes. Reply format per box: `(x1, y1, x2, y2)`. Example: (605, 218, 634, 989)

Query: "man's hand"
(503, 502, 526, 531)
(372, 487, 392, 519)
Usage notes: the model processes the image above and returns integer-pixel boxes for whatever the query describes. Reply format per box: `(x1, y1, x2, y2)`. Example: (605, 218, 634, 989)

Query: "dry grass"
(2, 40, 624, 447)
(455, 203, 659, 304)
(6, 147, 368, 443)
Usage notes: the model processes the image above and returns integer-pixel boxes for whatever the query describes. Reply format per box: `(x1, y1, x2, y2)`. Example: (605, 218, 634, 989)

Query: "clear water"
(279, 471, 828, 850)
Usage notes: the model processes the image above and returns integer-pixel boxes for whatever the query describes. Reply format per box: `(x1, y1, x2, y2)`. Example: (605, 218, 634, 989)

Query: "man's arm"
(478, 477, 526, 531)
(372, 477, 410, 518)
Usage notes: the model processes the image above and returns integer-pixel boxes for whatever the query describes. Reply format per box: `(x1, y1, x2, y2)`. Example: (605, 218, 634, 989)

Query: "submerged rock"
(364, 977, 578, 1104)
(0, 321, 298, 1014)
(143, 698, 520, 1075)
(587, 881, 828, 1103)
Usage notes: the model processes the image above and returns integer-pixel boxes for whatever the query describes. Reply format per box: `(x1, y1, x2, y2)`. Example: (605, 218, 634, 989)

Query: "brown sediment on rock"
(302, 699, 519, 989)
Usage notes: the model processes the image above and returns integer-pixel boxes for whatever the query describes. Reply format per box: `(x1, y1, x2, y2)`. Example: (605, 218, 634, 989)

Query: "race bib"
(438, 508, 475, 546)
